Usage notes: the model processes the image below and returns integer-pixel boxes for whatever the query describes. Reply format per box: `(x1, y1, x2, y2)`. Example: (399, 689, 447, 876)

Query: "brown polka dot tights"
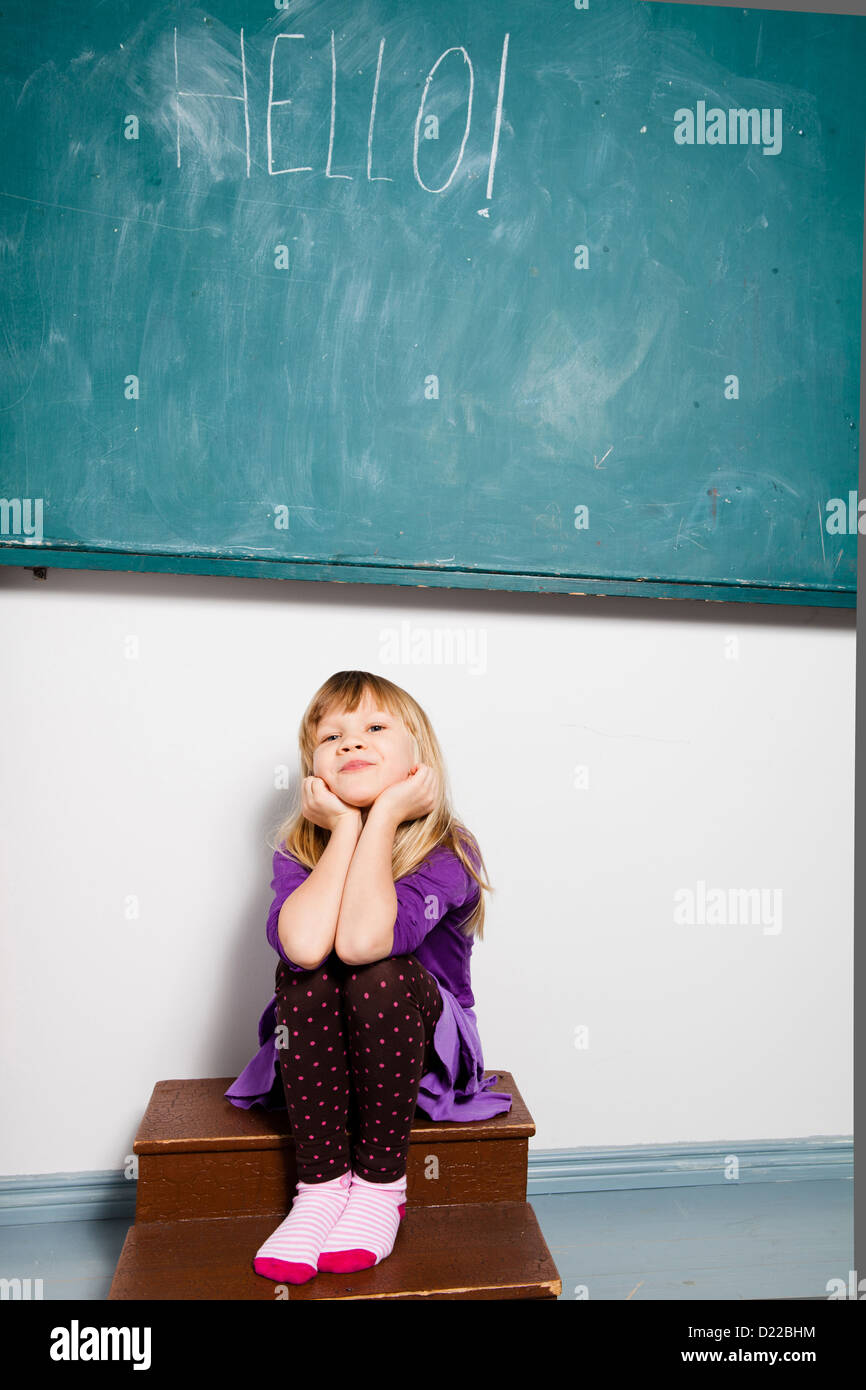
(274, 951, 444, 1185)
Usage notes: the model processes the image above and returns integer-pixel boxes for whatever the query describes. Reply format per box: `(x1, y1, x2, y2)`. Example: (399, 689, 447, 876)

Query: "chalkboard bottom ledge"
(0, 545, 854, 609)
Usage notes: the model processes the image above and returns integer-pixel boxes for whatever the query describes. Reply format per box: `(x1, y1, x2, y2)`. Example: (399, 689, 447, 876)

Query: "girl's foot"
(316, 1171, 407, 1273)
(253, 1170, 352, 1284)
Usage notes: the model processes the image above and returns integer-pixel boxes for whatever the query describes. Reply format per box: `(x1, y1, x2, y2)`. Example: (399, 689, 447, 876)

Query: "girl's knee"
(342, 955, 412, 995)
(275, 955, 341, 997)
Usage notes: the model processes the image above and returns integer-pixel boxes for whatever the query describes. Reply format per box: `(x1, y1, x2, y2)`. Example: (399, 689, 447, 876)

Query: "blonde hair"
(267, 670, 491, 940)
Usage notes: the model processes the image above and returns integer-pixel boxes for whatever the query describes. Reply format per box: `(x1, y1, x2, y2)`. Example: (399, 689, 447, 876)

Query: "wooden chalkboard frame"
(0, 545, 854, 607)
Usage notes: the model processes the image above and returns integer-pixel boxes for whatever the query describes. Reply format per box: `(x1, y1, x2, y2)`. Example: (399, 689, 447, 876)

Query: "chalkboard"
(1, 0, 863, 606)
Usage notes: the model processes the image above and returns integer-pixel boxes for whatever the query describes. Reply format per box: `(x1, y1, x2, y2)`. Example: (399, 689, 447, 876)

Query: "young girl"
(225, 669, 512, 1285)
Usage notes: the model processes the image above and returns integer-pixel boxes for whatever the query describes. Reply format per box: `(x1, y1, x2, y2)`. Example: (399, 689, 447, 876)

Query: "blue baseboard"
(0, 1136, 852, 1226)
(525, 1136, 853, 1195)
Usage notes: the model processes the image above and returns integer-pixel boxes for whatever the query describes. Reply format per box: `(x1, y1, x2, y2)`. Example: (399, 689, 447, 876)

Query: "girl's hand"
(372, 764, 439, 824)
(301, 776, 362, 833)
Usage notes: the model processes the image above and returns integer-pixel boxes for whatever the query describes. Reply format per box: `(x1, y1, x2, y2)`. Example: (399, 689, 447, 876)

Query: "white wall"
(0, 564, 854, 1177)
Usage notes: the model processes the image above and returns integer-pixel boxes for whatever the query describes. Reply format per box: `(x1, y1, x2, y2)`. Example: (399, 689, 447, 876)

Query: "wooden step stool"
(109, 1070, 562, 1301)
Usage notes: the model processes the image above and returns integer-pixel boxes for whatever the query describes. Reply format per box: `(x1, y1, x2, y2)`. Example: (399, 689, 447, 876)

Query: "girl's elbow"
(336, 933, 392, 968)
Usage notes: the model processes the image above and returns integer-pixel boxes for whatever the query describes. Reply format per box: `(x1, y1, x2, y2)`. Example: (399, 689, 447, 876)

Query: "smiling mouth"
(340, 763, 373, 773)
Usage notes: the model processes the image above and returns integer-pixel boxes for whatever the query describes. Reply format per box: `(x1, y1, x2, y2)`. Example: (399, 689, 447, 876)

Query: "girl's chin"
(329, 789, 373, 809)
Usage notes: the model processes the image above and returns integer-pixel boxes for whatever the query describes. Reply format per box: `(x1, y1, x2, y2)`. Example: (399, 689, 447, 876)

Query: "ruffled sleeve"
(390, 845, 480, 957)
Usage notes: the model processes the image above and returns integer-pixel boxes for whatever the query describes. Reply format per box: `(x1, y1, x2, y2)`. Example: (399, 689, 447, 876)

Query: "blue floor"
(532, 1179, 853, 1300)
(0, 1179, 851, 1300)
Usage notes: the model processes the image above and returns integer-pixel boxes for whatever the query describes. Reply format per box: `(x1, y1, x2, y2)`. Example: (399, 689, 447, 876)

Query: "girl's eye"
(323, 724, 385, 743)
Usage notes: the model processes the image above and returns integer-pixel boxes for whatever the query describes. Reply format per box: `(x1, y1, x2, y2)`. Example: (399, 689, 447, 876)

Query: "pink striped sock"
(252, 1170, 352, 1284)
(316, 1172, 407, 1273)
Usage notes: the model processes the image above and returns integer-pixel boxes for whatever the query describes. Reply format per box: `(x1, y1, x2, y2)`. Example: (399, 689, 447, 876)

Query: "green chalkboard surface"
(1, 0, 863, 606)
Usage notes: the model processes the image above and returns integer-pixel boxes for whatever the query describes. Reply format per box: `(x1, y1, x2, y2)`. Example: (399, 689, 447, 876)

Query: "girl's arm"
(277, 812, 362, 968)
(333, 800, 401, 966)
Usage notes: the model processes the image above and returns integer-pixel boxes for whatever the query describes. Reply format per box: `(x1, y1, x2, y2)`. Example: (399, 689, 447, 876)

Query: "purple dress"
(225, 842, 512, 1122)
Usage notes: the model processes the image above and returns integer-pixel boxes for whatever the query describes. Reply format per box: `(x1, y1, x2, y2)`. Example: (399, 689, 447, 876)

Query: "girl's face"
(311, 692, 418, 810)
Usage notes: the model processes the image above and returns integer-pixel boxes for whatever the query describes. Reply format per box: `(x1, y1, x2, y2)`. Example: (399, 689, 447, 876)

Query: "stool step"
(109, 1201, 561, 1301)
(134, 1073, 531, 1222)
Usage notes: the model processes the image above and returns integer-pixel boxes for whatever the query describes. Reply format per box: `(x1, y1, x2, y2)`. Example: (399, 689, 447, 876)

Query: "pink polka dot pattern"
(274, 952, 444, 1185)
